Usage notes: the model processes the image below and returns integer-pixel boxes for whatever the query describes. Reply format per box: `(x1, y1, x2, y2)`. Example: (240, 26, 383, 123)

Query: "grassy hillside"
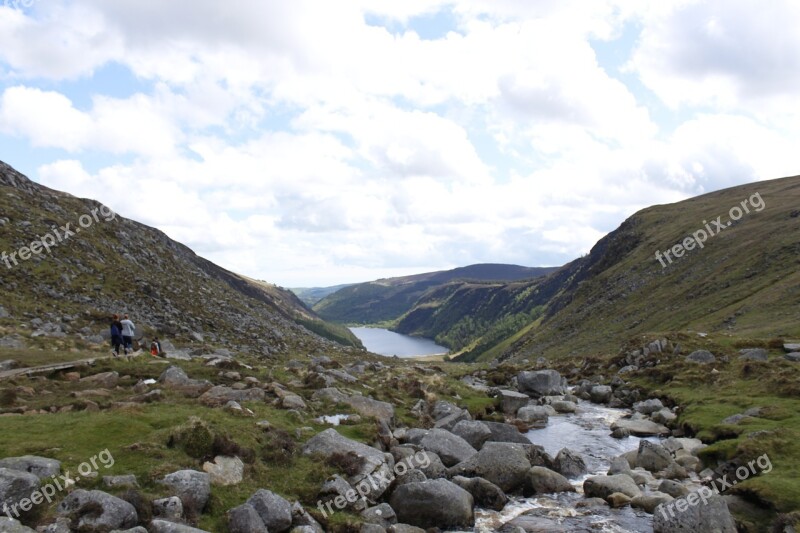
(0, 160, 362, 355)
(495, 174, 800, 362)
(313, 263, 557, 325)
(290, 284, 354, 307)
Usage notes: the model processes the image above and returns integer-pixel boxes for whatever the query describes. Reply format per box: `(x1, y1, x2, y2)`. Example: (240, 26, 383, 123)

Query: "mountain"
(491, 174, 800, 362)
(312, 263, 558, 325)
(0, 160, 362, 354)
(290, 284, 354, 307)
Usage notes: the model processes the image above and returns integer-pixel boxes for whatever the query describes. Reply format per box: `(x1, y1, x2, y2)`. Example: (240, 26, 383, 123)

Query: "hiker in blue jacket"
(110, 314, 124, 356)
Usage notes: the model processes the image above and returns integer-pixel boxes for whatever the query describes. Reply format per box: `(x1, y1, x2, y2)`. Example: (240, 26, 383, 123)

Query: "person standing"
(120, 314, 135, 354)
(110, 314, 124, 357)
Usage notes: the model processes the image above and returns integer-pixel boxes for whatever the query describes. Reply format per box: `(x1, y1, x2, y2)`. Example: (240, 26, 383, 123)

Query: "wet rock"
(657, 480, 689, 498)
(389, 479, 474, 529)
(451, 475, 508, 511)
(497, 390, 530, 415)
(583, 474, 642, 499)
(551, 400, 577, 413)
(525, 466, 574, 495)
(633, 399, 664, 415)
(607, 492, 633, 508)
(57, 489, 138, 531)
(516, 405, 550, 429)
(610, 418, 669, 437)
(554, 448, 587, 478)
(247, 489, 293, 533)
(632, 492, 674, 513)
(589, 385, 613, 404)
(481, 421, 531, 444)
(504, 513, 568, 532)
(637, 441, 674, 472)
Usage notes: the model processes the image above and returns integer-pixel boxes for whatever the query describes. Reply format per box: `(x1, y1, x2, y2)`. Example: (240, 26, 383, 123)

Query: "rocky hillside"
(497, 174, 800, 361)
(313, 264, 557, 325)
(0, 160, 362, 357)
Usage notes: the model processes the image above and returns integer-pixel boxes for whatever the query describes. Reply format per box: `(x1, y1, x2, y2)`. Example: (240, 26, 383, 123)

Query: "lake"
(349, 327, 449, 358)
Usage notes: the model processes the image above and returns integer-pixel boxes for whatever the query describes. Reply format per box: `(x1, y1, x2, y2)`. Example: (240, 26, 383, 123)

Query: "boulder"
(389, 479, 474, 529)
(149, 521, 211, 532)
(313, 388, 394, 421)
(419, 429, 477, 467)
(784, 352, 800, 362)
(318, 475, 367, 512)
(517, 370, 566, 397)
(0, 468, 40, 520)
(497, 390, 530, 415)
(480, 421, 530, 444)
(80, 371, 119, 388)
(451, 476, 508, 511)
(0, 456, 61, 479)
(57, 490, 137, 531)
(159, 470, 211, 516)
(158, 367, 212, 395)
(607, 492, 633, 508)
(686, 350, 715, 364)
(152, 496, 183, 521)
(449, 442, 531, 493)
(554, 448, 586, 478)
(610, 418, 669, 437)
(433, 409, 471, 431)
(633, 399, 664, 415)
(451, 420, 492, 450)
(583, 474, 642, 499)
(516, 406, 550, 429)
(589, 385, 613, 404)
(632, 492, 674, 513)
(247, 489, 293, 533)
(551, 400, 577, 414)
(783, 343, 800, 352)
(738, 349, 768, 361)
(362, 503, 397, 528)
(658, 480, 690, 498)
(653, 495, 736, 532)
(505, 513, 568, 532)
(199, 386, 265, 407)
(302, 429, 392, 500)
(202, 456, 244, 486)
(525, 466, 574, 495)
(102, 475, 138, 489)
(637, 441, 675, 473)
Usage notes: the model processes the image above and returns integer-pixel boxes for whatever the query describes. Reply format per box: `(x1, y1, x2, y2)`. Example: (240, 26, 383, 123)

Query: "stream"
(463, 402, 658, 532)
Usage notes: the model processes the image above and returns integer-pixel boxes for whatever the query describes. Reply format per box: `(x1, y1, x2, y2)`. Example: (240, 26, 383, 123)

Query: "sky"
(1, 0, 798, 287)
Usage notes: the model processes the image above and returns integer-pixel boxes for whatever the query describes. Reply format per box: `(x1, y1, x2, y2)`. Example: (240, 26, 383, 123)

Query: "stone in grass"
(228, 503, 268, 533)
(246, 489, 293, 533)
(686, 350, 715, 364)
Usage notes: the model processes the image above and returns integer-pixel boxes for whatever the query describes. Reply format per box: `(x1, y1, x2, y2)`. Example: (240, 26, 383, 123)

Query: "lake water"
(349, 327, 449, 358)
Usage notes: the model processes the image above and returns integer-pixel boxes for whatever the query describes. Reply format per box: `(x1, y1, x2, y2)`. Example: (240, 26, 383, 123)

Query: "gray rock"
(525, 466, 574, 495)
(480, 421, 530, 444)
(313, 388, 394, 421)
(102, 475, 138, 489)
(497, 390, 531, 415)
(551, 400, 577, 413)
(721, 413, 752, 425)
(419, 429, 477, 467)
(610, 418, 670, 437)
(0, 337, 25, 349)
(583, 474, 642, 499)
(0, 456, 61, 479)
(637, 440, 675, 472)
(431, 401, 461, 420)
(653, 495, 736, 532)
(0, 517, 36, 532)
(0, 306, 8, 319)
(159, 470, 210, 516)
(80, 371, 119, 388)
(633, 398, 664, 415)
(554, 448, 586, 478)
(516, 406, 549, 429)
(387, 525, 425, 533)
(449, 442, 531, 493)
(658, 480, 690, 498)
(590, 385, 613, 404)
(686, 350, 715, 364)
(0, 359, 18, 372)
(784, 343, 800, 353)
(148, 521, 211, 532)
(517, 370, 566, 397)
(290, 501, 324, 532)
(362, 503, 397, 528)
(0, 468, 40, 519)
(302, 428, 392, 500)
(451, 420, 492, 450)
(152, 496, 183, 521)
(318, 474, 367, 512)
(57, 489, 138, 532)
(738, 348, 768, 361)
(632, 492, 674, 513)
(247, 489, 293, 533)
(651, 408, 677, 425)
(451, 476, 508, 511)
(158, 367, 212, 394)
(228, 503, 268, 533)
(199, 386, 265, 407)
(202, 456, 244, 486)
(389, 479, 474, 529)
(784, 352, 800, 362)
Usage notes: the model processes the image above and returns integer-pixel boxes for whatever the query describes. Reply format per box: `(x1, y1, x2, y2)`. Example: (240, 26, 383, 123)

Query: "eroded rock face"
(57, 489, 138, 532)
(389, 479, 474, 529)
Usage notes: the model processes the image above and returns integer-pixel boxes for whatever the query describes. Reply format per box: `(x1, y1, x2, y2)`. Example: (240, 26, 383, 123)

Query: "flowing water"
(459, 402, 657, 532)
